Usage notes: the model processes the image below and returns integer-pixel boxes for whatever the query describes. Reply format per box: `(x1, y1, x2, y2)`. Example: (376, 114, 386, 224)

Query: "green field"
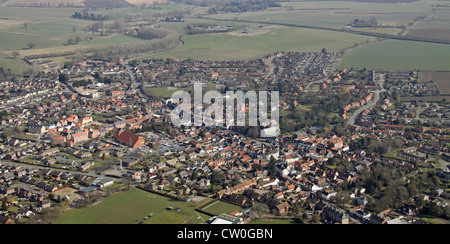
(55, 187, 214, 224)
(199, 200, 244, 216)
(0, 53, 28, 74)
(150, 25, 375, 60)
(339, 39, 450, 71)
(0, 6, 161, 68)
(55, 187, 232, 224)
(1, 0, 450, 73)
(208, 0, 436, 29)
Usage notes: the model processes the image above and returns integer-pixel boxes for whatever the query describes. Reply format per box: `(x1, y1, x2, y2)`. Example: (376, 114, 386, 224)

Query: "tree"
(27, 43, 36, 49)
(267, 156, 277, 177)
(11, 51, 20, 59)
(1, 200, 6, 211)
(58, 73, 69, 83)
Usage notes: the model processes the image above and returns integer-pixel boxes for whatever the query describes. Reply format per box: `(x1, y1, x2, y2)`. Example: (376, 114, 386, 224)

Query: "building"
(209, 213, 243, 224)
(321, 205, 349, 224)
(70, 131, 89, 144)
(115, 130, 146, 148)
(28, 124, 46, 134)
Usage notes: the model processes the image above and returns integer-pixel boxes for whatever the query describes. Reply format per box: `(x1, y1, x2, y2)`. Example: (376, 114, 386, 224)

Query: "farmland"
(207, 0, 436, 31)
(150, 24, 376, 61)
(338, 40, 450, 71)
(0, 0, 450, 73)
(421, 71, 450, 95)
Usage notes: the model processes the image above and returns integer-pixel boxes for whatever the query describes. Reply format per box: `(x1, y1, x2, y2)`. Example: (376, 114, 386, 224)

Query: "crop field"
(412, 8, 450, 30)
(124, 0, 168, 6)
(0, 0, 449, 73)
(406, 29, 450, 42)
(338, 40, 450, 71)
(208, 0, 435, 30)
(4, 0, 85, 7)
(421, 71, 450, 95)
(150, 25, 376, 60)
(55, 187, 212, 224)
(399, 96, 450, 102)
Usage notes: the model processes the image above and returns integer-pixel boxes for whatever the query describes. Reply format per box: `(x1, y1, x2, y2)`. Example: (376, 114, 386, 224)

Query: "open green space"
(339, 39, 450, 71)
(0, 53, 28, 74)
(55, 187, 212, 224)
(199, 200, 244, 216)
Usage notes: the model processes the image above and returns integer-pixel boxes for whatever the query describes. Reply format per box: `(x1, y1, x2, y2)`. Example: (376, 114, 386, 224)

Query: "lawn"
(55, 187, 212, 224)
(339, 40, 450, 71)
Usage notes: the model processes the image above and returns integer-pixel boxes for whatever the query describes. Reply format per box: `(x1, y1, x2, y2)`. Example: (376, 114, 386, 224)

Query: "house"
(111, 90, 125, 99)
(28, 123, 46, 134)
(275, 202, 290, 215)
(322, 205, 349, 224)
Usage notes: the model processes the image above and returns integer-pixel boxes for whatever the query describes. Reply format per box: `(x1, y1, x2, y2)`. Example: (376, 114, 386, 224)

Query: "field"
(4, 0, 85, 7)
(55, 187, 214, 224)
(150, 24, 376, 61)
(421, 71, 450, 95)
(406, 29, 450, 42)
(0, 53, 28, 73)
(198, 199, 244, 216)
(399, 96, 450, 102)
(124, 0, 167, 6)
(208, 0, 436, 30)
(338, 39, 450, 71)
(3, 0, 164, 7)
(0, 6, 158, 72)
(0, 0, 450, 74)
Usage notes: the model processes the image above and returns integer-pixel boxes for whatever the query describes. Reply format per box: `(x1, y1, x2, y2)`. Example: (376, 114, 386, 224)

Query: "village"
(0, 52, 449, 224)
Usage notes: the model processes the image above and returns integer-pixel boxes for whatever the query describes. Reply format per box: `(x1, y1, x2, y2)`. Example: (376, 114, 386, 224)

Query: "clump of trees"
(169, 0, 281, 13)
(349, 18, 378, 28)
(72, 10, 110, 21)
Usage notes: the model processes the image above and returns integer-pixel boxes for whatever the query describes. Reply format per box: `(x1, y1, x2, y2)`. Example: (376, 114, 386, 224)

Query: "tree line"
(72, 10, 111, 21)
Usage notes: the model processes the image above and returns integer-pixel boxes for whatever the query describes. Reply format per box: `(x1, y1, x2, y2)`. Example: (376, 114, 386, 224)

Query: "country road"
(347, 73, 386, 127)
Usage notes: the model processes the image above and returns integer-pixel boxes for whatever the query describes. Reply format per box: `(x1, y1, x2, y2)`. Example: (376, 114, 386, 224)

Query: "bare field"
(5, 0, 85, 7)
(399, 96, 450, 102)
(406, 29, 450, 42)
(421, 71, 450, 95)
(125, 0, 167, 6)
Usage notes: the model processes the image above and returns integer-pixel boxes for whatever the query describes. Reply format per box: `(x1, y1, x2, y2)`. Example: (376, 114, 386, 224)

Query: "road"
(347, 73, 386, 127)
(302, 56, 340, 94)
